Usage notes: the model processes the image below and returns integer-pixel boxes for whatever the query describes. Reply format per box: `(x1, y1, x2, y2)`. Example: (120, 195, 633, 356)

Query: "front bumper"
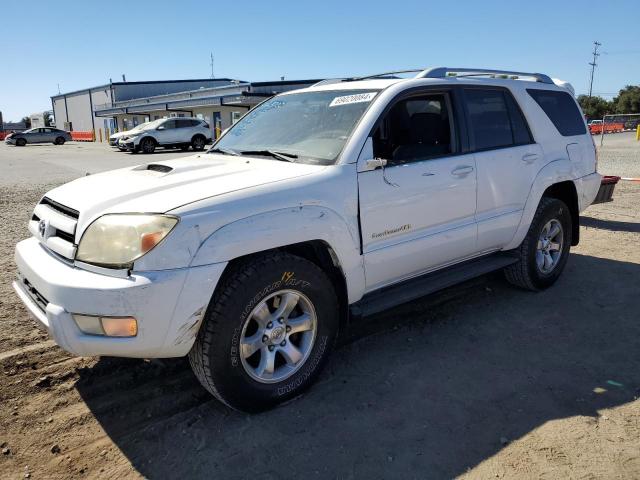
(13, 237, 226, 358)
(5, 138, 16, 145)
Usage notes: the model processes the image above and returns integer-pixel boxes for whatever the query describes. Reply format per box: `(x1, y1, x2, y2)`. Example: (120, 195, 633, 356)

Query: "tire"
(54, 137, 65, 145)
(504, 197, 572, 291)
(16, 138, 26, 147)
(140, 137, 156, 154)
(191, 135, 206, 151)
(189, 252, 339, 412)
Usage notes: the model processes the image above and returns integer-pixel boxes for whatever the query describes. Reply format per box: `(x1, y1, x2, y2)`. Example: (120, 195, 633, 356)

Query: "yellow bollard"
(99, 129, 103, 143)
(636, 125, 640, 141)
(215, 125, 221, 139)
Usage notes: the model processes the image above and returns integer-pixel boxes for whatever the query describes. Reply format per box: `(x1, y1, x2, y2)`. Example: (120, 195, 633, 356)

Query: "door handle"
(451, 165, 474, 176)
(522, 153, 539, 164)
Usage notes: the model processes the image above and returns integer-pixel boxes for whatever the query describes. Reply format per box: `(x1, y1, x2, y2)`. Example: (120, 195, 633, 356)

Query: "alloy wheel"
(239, 290, 317, 384)
(536, 219, 563, 274)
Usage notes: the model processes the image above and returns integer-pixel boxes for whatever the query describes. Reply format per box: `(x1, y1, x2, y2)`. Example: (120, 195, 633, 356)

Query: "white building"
(51, 78, 320, 140)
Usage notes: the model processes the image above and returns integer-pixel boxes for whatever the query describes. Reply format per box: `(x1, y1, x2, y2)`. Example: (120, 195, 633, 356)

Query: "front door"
(358, 90, 478, 291)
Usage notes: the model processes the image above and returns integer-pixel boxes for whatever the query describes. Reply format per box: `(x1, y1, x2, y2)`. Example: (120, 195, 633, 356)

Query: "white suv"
(14, 67, 601, 412)
(119, 117, 211, 153)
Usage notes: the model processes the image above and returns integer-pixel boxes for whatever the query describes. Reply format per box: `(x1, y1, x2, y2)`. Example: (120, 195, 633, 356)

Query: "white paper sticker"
(329, 92, 377, 107)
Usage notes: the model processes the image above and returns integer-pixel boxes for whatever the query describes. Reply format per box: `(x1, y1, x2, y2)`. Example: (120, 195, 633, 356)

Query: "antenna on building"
(57, 83, 61, 94)
(281, 76, 285, 81)
(210, 53, 215, 79)
(122, 74, 127, 82)
(588, 41, 601, 98)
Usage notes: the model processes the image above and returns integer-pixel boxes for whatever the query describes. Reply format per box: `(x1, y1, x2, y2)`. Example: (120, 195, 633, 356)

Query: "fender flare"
(503, 159, 575, 250)
(190, 205, 366, 303)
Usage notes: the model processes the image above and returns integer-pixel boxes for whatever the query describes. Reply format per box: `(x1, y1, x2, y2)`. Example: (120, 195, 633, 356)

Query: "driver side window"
(372, 93, 456, 165)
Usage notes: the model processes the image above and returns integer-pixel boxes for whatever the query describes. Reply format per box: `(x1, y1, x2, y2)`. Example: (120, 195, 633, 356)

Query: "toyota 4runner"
(13, 67, 601, 412)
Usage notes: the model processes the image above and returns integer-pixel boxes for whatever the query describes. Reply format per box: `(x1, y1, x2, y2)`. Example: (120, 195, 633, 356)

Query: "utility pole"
(588, 41, 601, 98)
(210, 53, 215, 79)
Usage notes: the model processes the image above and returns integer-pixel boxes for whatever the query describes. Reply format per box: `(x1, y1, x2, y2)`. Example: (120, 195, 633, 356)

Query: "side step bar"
(350, 253, 519, 318)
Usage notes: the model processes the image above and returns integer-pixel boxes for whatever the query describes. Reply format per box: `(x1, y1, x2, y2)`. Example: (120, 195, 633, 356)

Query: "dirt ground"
(0, 138, 639, 479)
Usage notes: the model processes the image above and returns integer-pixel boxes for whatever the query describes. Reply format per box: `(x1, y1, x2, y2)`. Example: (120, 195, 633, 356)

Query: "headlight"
(76, 214, 178, 268)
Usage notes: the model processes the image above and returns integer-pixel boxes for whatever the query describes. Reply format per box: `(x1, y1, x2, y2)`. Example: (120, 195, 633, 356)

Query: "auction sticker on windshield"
(329, 92, 377, 107)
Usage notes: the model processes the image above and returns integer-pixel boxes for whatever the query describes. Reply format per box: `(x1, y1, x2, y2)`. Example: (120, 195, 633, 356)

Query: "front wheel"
(504, 197, 572, 291)
(16, 138, 26, 147)
(140, 137, 156, 154)
(191, 135, 206, 151)
(189, 252, 339, 412)
(54, 137, 65, 145)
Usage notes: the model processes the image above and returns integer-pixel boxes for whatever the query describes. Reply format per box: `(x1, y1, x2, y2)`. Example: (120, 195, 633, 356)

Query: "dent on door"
(358, 148, 478, 291)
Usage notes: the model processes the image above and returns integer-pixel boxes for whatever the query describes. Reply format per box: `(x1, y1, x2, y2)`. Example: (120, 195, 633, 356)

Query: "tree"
(613, 85, 640, 114)
(21, 116, 31, 128)
(43, 111, 53, 127)
(577, 95, 612, 120)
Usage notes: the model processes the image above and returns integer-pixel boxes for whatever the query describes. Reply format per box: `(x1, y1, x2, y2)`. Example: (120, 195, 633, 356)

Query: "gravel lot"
(0, 136, 639, 479)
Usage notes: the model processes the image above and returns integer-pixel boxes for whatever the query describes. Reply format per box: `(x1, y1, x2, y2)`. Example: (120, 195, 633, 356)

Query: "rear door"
(174, 119, 193, 143)
(358, 88, 478, 291)
(462, 87, 543, 252)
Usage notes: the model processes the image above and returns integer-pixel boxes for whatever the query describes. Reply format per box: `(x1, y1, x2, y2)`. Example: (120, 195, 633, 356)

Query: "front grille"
(19, 274, 49, 313)
(41, 197, 79, 219)
(29, 198, 79, 260)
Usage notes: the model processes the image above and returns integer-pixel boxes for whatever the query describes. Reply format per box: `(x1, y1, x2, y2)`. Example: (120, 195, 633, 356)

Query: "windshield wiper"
(237, 150, 298, 162)
(208, 147, 240, 156)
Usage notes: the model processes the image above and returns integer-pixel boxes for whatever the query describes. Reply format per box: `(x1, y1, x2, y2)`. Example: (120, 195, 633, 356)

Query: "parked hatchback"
(6, 128, 72, 146)
(119, 117, 211, 153)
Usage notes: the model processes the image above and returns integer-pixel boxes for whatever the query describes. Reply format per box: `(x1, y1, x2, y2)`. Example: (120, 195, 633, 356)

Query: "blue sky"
(1, 0, 639, 121)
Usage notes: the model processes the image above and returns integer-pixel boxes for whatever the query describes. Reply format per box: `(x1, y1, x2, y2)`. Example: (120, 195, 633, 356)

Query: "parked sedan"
(6, 128, 72, 146)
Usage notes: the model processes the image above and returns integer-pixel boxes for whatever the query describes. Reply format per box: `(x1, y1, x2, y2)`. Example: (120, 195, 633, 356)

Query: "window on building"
(231, 111, 243, 124)
(526, 89, 586, 136)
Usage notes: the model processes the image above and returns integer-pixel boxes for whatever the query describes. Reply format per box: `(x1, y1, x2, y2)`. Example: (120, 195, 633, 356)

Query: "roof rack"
(416, 67, 553, 84)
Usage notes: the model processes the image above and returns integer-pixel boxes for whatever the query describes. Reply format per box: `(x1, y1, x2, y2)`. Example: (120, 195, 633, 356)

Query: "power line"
(588, 41, 601, 98)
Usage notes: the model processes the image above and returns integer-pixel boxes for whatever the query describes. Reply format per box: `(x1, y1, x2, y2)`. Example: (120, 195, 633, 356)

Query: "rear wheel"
(191, 135, 206, 151)
(189, 252, 339, 412)
(16, 138, 26, 147)
(54, 137, 65, 145)
(140, 137, 156, 154)
(504, 197, 572, 291)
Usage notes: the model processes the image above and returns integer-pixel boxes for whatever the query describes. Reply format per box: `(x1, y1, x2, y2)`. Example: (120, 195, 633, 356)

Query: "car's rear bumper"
(13, 237, 227, 358)
(576, 172, 603, 210)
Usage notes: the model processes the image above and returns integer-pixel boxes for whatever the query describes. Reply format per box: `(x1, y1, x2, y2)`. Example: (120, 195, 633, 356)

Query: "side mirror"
(365, 158, 387, 170)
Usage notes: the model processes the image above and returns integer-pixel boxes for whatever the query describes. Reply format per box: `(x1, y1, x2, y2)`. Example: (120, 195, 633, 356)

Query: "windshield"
(136, 119, 163, 131)
(212, 90, 379, 165)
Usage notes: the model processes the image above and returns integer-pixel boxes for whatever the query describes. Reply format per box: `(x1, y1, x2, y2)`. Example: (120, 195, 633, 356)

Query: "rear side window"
(465, 89, 533, 150)
(527, 89, 586, 136)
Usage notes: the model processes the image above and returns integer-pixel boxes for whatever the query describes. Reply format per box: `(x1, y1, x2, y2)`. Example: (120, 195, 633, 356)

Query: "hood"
(45, 154, 324, 232)
(110, 128, 144, 140)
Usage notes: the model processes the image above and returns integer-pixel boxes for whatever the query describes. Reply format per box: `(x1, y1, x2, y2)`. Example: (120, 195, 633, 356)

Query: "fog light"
(73, 314, 138, 337)
(73, 314, 104, 335)
(101, 317, 138, 337)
